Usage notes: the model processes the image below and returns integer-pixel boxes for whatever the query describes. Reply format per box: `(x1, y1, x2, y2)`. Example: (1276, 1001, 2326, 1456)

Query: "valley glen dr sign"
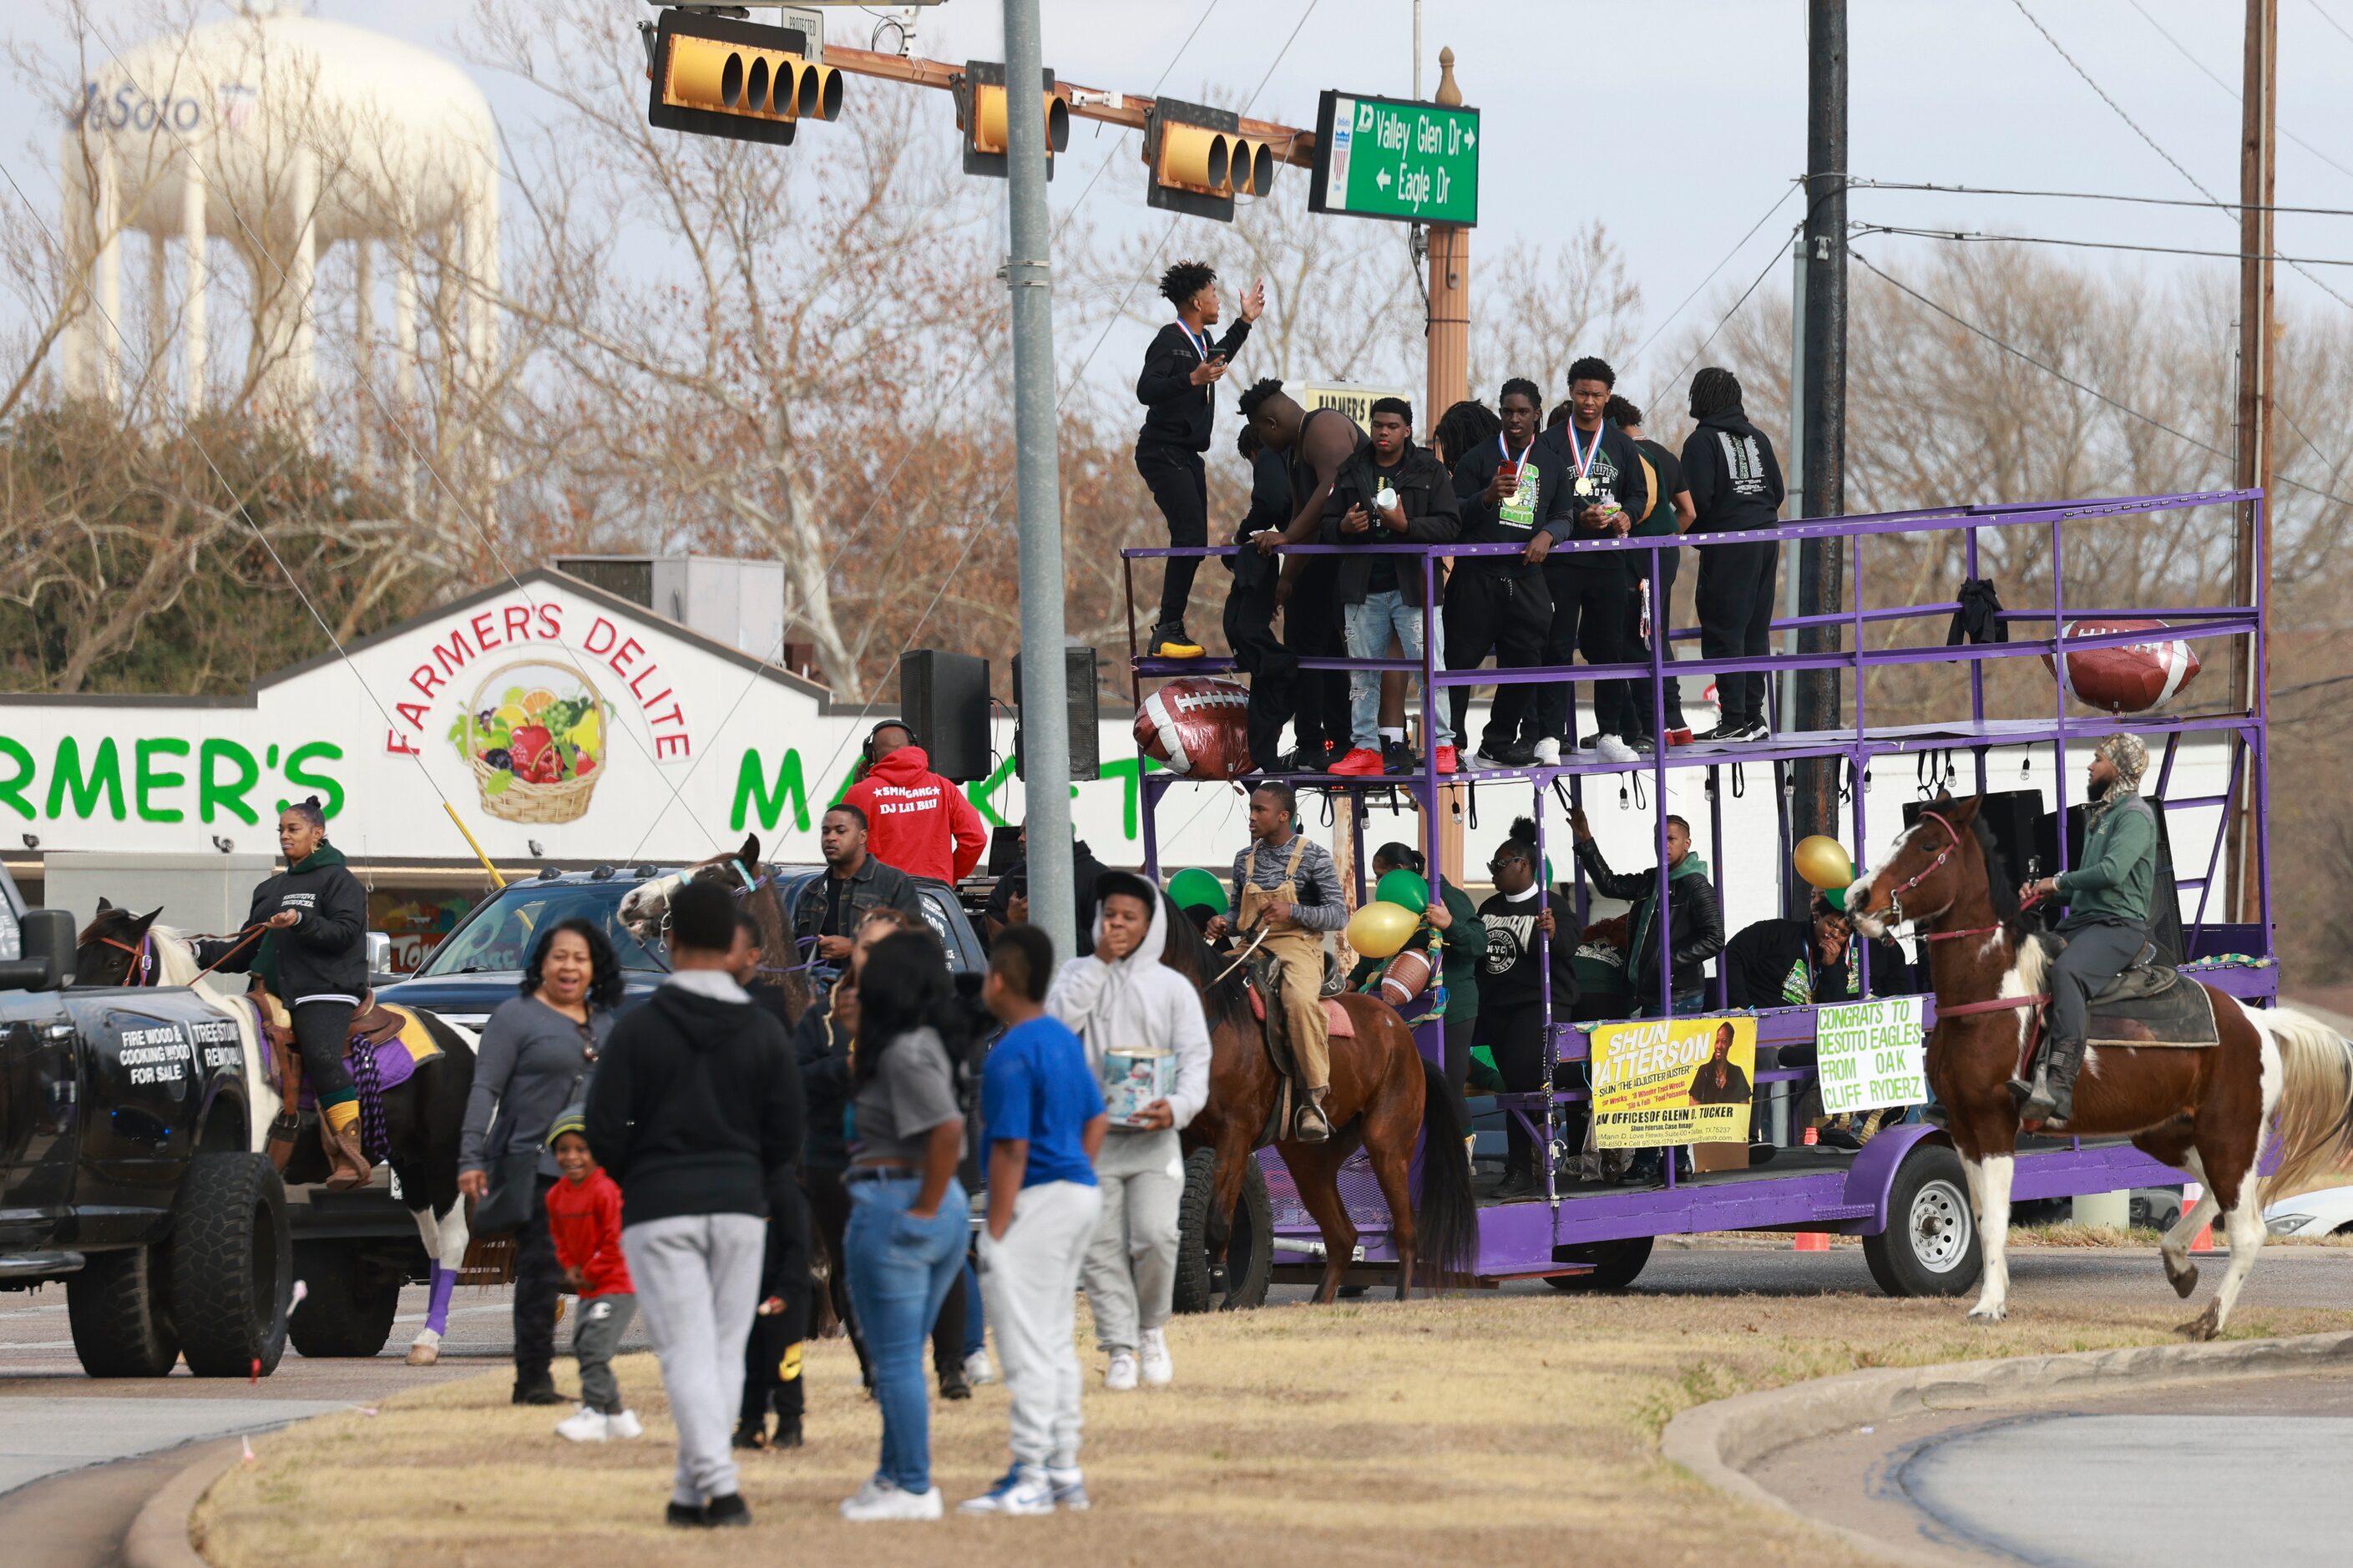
(0, 570, 1188, 867)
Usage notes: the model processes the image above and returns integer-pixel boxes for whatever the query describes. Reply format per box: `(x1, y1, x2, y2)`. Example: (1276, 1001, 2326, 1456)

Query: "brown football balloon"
(2041, 620, 2201, 713)
(1133, 677, 1253, 779)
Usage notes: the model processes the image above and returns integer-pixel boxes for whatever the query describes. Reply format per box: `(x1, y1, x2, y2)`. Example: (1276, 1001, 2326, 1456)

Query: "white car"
(2261, 1184, 2353, 1238)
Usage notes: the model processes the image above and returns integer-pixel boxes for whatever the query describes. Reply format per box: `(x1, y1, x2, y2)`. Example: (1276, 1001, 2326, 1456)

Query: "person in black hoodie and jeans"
(1680, 367, 1788, 741)
(585, 879, 802, 1531)
(198, 797, 372, 1189)
(1135, 260, 1265, 659)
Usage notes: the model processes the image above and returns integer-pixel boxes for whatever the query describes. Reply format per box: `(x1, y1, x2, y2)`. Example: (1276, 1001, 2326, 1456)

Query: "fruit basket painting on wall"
(448, 661, 611, 825)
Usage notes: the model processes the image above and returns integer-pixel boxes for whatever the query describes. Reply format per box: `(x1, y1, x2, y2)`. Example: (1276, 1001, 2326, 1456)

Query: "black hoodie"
(199, 842, 368, 1003)
(584, 980, 803, 1227)
(1681, 409, 1786, 534)
(1136, 318, 1253, 451)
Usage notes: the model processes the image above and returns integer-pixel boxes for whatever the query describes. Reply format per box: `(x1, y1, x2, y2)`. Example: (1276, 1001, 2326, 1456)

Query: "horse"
(1846, 795, 2353, 1338)
(1156, 898, 1478, 1302)
(76, 900, 480, 1365)
(619, 832, 812, 1023)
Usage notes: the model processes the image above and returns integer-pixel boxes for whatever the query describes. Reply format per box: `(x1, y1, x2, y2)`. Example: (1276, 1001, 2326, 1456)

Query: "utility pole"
(1003, 0, 1075, 955)
(1794, 0, 1847, 847)
(1426, 47, 1472, 888)
(2229, 0, 2276, 926)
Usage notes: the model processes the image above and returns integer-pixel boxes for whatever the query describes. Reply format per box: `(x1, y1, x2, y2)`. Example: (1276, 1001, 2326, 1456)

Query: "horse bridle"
(1875, 810, 1966, 936)
(98, 932, 155, 986)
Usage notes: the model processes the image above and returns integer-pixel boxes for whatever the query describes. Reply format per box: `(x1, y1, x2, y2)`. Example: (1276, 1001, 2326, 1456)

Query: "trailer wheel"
(1174, 1147, 1272, 1313)
(170, 1153, 292, 1377)
(288, 1239, 401, 1358)
(1546, 1235, 1655, 1292)
(1864, 1142, 1981, 1297)
(66, 1245, 180, 1377)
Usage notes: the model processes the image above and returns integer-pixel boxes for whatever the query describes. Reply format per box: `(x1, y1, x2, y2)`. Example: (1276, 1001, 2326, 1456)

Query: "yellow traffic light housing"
(645, 10, 842, 147)
(1146, 99, 1274, 221)
(958, 62, 1069, 180)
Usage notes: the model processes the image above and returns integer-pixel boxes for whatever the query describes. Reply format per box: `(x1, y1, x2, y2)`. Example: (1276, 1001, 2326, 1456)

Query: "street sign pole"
(1002, 0, 1075, 956)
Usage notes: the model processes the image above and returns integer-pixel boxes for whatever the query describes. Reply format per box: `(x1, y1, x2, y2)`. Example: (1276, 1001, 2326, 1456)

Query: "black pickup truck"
(0, 865, 292, 1377)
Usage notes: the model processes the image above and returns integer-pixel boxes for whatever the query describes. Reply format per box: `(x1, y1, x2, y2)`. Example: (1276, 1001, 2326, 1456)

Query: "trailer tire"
(66, 1244, 180, 1378)
(1864, 1142, 1982, 1297)
(1174, 1147, 1273, 1313)
(1546, 1235, 1655, 1292)
(287, 1239, 401, 1358)
(170, 1153, 292, 1377)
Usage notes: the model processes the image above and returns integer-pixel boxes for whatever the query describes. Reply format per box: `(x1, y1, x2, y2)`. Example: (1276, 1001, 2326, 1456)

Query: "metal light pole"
(1003, 0, 1075, 955)
(1794, 0, 1847, 846)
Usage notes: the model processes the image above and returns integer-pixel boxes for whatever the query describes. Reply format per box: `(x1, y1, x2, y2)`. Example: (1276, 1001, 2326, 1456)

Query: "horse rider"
(196, 796, 373, 1188)
(1207, 780, 1346, 1142)
(2017, 732, 2158, 1124)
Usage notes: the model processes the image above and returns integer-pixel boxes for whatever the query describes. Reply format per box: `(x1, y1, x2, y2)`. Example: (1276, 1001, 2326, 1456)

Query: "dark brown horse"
(1157, 900, 1477, 1302)
(619, 832, 812, 1023)
(1848, 796, 2353, 1337)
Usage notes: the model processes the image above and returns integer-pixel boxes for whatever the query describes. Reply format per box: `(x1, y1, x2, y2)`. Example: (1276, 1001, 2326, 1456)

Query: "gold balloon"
(1346, 901, 1419, 961)
(1794, 834, 1855, 892)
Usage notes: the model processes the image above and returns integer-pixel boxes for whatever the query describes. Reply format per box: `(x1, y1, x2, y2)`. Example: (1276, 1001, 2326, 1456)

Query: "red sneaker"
(1434, 746, 1460, 776)
(1328, 747, 1386, 776)
(1666, 727, 1695, 747)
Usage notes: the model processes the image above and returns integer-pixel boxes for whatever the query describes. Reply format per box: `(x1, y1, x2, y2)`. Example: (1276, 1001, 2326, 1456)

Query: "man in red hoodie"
(843, 721, 988, 886)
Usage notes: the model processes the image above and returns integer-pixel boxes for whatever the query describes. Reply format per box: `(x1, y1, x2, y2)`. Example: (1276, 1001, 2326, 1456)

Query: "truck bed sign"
(1309, 90, 1479, 226)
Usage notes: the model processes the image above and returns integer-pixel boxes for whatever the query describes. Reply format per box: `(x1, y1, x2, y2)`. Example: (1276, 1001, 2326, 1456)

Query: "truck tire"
(66, 1245, 180, 1377)
(288, 1240, 401, 1358)
(1174, 1147, 1273, 1313)
(1546, 1235, 1655, 1292)
(170, 1153, 293, 1377)
(1864, 1141, 1982, 1298)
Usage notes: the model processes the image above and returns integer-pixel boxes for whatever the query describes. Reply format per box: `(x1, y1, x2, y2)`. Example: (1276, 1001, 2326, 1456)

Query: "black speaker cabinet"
(1903, 789, 2043, 896)
(2035, 798, 2185, 965)
(1013, 647, 1100, 781)
(898, 650, 992, 782)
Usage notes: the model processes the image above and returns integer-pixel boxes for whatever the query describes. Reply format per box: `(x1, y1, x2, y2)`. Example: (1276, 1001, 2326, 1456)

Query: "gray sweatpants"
(2048, 918, 2146, 1045)
(623, 1212, 766, 1506)
(979, 1179, 1102, 1470)
(1082, 1128, 1184, 1354)
(571, 1292, 638, 1414)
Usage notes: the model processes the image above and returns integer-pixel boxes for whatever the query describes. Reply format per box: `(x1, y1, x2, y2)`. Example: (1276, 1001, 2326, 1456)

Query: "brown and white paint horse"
(1848, 796, 2353, 1338)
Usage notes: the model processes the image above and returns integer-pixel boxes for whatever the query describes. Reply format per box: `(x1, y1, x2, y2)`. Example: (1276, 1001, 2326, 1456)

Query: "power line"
(2124, 0, 2353, 188)
(1642, 224, 1794, 420)
(1849, 176, 2353, 221)
(1624, 185, 1797, 378)
(2312, 0, 2353, 49)
(1852, 222, 2353, 270)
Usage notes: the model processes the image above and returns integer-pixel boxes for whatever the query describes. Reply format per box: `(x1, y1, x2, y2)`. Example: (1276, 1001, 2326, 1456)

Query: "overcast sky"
(10, 0, 2353, 382)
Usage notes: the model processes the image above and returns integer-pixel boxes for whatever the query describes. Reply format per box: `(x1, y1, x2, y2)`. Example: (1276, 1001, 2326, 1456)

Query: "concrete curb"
(1659, 1329, 2353, 1565)
(122, 1436, 241, 1568)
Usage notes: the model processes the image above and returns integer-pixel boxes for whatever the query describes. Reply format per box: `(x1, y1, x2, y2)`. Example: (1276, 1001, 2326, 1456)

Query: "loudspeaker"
(1903, 790, 2042, 895)
(1013, 647, 1100, 781)
(2035, 798, 2184, 965)
(898, 650, 992, 782)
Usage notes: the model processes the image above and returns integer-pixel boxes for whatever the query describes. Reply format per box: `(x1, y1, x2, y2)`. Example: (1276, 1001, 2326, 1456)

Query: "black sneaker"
(1474, 739, 1536, 769)
(1276, 743, 1336, 773)
(705, 1493, 752, 1529)
(1695, 719, 1763, 743)
(772, 1415, 804, 1449)
(666, 1502, 709, 1530)
(939, 1368, 973, 1401)
(1383, 740, 1419, 775)
(513, 1370, 562, 1406)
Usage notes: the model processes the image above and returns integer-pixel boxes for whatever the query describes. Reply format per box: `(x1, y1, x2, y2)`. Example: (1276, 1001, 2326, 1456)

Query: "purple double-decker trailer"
(1125, 488, 2271, 1300)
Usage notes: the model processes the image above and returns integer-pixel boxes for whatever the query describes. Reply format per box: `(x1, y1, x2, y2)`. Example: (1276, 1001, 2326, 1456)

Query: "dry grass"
(195, 1287, 2353, 1568)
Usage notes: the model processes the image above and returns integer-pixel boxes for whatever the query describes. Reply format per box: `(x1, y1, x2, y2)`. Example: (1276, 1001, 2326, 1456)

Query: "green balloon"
(1822, 885, 1848, 913)
(1374, 868, 1431, 911)
(1167, 867, 1228, 916)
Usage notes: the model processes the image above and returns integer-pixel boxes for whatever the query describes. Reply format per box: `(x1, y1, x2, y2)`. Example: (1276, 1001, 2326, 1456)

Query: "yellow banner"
(1591, 1016, 1757, 1150)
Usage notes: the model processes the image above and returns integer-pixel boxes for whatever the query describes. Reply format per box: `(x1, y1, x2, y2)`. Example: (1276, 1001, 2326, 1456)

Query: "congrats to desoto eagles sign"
(1590, 1016, 1758, 1149)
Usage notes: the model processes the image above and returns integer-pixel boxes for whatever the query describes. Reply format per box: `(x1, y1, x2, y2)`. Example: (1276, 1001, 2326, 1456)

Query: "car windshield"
(419, 880, 665, 976)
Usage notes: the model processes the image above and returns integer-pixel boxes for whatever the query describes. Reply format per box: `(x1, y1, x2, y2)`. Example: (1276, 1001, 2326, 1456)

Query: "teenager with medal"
(1531, 358, 1648, 766)
(1135, 260, 1266, 660)
(1240, 377, 1369, 772)
(1604, 396, 1699, 747)
(1447, 378, 1561, 768)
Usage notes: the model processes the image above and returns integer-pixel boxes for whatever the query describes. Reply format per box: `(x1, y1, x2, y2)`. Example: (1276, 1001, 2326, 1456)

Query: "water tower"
(60, 2, 498, 432)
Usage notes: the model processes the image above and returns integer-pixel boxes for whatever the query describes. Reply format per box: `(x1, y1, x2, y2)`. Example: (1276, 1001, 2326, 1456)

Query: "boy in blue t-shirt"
(959, 926, 1110, 1518)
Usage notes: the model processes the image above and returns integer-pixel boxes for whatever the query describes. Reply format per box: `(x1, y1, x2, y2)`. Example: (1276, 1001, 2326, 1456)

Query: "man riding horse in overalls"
(1210, 781, 1343, 1143)
(2016, 732, 2158, 1124)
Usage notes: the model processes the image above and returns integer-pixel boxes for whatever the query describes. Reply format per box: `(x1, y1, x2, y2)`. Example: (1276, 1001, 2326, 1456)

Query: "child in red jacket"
(544, 1110, 641, 1442)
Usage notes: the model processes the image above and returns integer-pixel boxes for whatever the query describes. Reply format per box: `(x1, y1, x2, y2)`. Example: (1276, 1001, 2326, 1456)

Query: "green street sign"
(1308, 90, 1480, 226)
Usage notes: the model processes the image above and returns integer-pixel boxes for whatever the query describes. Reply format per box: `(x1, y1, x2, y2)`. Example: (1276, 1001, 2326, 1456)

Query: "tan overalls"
(1237, 833, 1331, 1131)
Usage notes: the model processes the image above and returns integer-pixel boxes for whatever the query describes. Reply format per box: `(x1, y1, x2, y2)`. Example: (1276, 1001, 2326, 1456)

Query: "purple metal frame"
(1125, 488, 2273, 1279)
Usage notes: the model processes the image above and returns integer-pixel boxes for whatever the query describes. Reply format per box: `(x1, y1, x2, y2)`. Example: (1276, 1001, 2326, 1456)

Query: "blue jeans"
(1343, 589, 1454, 751)
(961, 1256, 986, 1357)
(843, 1174, 969, 1495)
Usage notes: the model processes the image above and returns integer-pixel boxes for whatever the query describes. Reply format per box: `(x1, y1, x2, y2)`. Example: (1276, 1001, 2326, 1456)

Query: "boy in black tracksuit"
(1534, 360, 1648, 759)
(1447, 378, 1560, 766)
(1679, 367, 1787, 741)
(1134, 260, 1265, 659)
(1222, 427, 1301, 771)
(1476, 821, 1580, 1197)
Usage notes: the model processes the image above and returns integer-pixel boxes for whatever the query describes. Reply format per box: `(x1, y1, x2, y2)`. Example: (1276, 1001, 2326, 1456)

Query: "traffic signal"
(643, 8, 843, 148)
(958, 62, 1070, 180)
(1145, 98, 1277, 222)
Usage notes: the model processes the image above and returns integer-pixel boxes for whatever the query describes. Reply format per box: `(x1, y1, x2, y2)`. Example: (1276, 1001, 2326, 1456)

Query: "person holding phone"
(1135, 260, 1265, 660)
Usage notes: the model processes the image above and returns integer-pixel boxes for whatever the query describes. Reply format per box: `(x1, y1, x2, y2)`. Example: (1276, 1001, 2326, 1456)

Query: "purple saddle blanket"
(273, 1006, 443, 1110)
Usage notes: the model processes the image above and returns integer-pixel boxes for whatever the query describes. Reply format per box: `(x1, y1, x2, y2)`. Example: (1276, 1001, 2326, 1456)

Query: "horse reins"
(1211, 923, 1272, 985)
(1875, 812, 2053, 1074)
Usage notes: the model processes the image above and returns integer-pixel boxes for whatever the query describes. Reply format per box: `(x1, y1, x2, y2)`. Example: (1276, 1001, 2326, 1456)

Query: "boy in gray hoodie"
(1044, 871, 1212, 1391)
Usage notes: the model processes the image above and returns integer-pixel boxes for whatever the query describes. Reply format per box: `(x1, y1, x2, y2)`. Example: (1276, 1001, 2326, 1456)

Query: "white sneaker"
(1533, 736, 1561, 766)
(963, 1348, 995, 1387)
(1048, 1467, 1090, 1511)
(554, 1406, 608, 1443)
(1104, 1350, 1140, 1391)
(843, 1484, 944, 1522)
(1596, 736, 1640, 765)
(1138, 1328, 1173, 1386)
(605, 1409, 642, 1440)
(843, 1474, 898, 1514)
(958, 1465, 1055, 1515)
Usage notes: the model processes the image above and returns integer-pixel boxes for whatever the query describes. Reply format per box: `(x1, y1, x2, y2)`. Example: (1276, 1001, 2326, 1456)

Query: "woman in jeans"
(838, 928, 969, 1522)
(458, 918, 623, 1404)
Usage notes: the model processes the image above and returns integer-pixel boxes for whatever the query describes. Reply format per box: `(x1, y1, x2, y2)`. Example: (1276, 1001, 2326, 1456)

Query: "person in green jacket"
(1346, 843, 1484, 1129)
(2017, 732, 2158, 1124)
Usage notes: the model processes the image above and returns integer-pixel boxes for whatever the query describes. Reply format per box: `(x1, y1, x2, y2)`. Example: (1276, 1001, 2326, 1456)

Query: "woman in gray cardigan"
(459, 918, 623, 1404)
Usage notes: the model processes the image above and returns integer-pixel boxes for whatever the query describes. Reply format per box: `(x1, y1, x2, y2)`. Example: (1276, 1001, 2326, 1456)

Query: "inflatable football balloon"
(1346, 900, 1419, 960)
(1794, 835, 1855, 892)
(1379, 946, 1433, 1006)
